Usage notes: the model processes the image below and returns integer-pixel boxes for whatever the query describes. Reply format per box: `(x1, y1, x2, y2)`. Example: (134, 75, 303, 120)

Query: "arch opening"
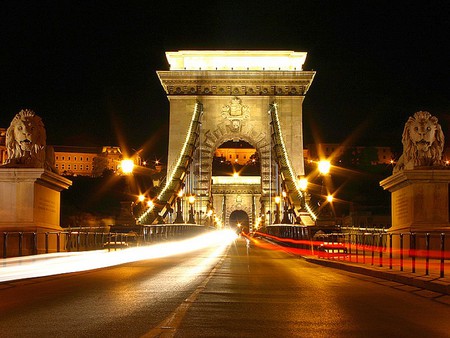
(212, 139, 261, 177)
(229, 210, 250, 233)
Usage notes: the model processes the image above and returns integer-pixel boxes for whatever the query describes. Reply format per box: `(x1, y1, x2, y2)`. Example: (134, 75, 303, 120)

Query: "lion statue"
(393, 111, 445, 173)
(1, 109, 57, 173)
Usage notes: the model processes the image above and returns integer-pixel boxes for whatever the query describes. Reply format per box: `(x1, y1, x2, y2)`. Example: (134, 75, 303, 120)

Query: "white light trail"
(0, 230, 238, 283)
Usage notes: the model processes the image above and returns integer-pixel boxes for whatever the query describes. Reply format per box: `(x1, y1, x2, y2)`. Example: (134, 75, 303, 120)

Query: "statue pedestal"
(0, 168, 72, 255)
(380, 169, 450, 233)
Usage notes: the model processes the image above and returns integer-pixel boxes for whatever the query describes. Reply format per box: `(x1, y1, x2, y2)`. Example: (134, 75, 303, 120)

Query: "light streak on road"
(0, 230, 238, 283)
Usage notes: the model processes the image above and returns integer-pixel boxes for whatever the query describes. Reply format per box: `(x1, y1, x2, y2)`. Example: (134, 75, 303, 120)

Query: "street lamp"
(188, 195, 196, 224)
(174, 190, 184, 223)
(120, 159, 135, 175)
(318, 160, 331, 175)
(298, 177, 308, 191)
(281, 191, 291, 224)
(273, 196, 281, 224)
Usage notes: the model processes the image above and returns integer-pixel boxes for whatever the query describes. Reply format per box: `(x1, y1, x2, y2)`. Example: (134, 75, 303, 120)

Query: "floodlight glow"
(138, 195, 145, 202)
(121, 159, 134, 174)
(166, 50, 307, 71)
(327, 195, 334, 203)
(147, 200, 154, 208)
(189, 195, 195, 204)
(275, 196, 281, 204)
(318, 160, 331, 175)
(298, 178, 308, 191)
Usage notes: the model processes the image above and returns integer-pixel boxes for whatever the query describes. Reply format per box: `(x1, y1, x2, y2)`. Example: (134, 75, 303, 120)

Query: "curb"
(304, 256, 450, 295)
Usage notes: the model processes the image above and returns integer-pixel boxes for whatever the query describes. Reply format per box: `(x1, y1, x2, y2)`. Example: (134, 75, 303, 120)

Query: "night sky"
(1, 1, 449, 160)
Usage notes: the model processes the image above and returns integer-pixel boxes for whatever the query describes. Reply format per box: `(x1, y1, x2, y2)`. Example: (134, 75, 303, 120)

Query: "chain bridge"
(138, 50, 317, 231)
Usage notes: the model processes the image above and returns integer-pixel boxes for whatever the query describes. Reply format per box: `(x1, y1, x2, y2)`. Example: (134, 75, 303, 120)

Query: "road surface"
(1, 235, 449, 337)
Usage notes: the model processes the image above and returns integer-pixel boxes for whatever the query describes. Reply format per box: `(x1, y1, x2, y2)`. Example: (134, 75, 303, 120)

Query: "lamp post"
(281, 191, 291, 224)
(188, 195, 196, 224)
(174, 190, 184, 224)
(273, 196, 281, 224)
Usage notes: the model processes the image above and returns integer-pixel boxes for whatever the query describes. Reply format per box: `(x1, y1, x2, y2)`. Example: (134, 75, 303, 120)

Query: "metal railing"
(256, 226, 450, 278)
(315, 231, 449, 278)
(1, 224, 206, 258)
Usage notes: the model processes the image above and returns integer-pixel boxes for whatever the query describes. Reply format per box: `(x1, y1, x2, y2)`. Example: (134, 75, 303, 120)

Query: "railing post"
(3, 232, 7, 258)
(400, 233, 404, 271)
(379, 233, 383, 267)
(411, 233, 416, 274)
(425, 233, 430, 276)
(347, 233, 351, 262)
(45, 232, 49, 254)
(440, 233, 445, 278)
(362, 233, 366, 264)
(18, 232, 23, 257)
(371, 233, 375, 266)
(355, 233, 359, 263)
(32, 232, 37, 255)
(67, 232, 71, 252)
(76, 232, 80, 251)
(57, 232, 61, 253)
(389, 233, 393, 270)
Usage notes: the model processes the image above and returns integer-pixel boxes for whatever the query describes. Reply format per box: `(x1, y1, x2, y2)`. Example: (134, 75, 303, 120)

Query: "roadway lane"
(1, 235, 450, 337)
(0, 242, 228, 337)
(175, 236, 450, 338)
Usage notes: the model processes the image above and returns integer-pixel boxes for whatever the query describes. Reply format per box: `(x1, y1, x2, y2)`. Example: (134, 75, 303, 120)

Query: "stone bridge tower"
(157, 51, 315, 227)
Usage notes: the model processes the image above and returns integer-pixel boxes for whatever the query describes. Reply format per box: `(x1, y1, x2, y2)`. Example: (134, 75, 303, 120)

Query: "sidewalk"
(304, 255, 450, 296)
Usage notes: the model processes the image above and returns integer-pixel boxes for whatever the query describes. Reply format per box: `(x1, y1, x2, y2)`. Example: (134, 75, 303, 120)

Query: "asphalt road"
(1, 236, 450, 338)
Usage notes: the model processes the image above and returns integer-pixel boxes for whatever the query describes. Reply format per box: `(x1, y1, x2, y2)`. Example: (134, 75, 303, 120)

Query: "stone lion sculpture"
(393, 111, 445, 173)
(1, 109, 57, 172)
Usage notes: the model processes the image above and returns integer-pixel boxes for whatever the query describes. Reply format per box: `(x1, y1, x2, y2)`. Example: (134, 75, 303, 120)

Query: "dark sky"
(1, 1, 449, 160)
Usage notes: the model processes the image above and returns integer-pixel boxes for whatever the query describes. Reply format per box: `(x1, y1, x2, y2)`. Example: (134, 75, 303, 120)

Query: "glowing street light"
(147, 200, 154, 208)
(298, 177, 308, 191)
(327, 194, 334, 203)
(174, 190, 184, 224)
(273, 196, 281, 224)
(138, 195, 145, 202)
(120, 159, 135, 175)
(188, 195, 196, 224)
(318, 160, 331, 175)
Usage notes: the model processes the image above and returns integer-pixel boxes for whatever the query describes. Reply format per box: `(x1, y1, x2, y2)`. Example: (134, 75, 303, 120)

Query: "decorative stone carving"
(393, 111, 445, 173)
(1, 109, 57, 173)
(221, 97, 250, 132)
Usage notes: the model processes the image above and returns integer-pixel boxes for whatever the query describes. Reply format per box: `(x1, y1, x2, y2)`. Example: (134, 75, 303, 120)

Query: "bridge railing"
(256, 226, 450, 278)
(1, 224, 206, 258)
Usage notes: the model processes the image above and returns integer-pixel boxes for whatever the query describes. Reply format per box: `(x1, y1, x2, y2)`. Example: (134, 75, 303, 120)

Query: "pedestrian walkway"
(304, 255, 450, 295)
(254, 233, 450, 296)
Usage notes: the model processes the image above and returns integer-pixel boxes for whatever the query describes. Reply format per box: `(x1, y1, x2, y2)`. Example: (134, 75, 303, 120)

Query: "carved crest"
(221, 97, 250, 132)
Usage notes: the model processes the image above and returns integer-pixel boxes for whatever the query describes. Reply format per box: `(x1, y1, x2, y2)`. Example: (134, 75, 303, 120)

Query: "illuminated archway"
(229, 210, 249, 233)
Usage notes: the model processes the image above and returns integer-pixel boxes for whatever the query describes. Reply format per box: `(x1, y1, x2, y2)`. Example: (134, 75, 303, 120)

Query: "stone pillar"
(380, 169, 450, 233)
(0, 168, 72, 254)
